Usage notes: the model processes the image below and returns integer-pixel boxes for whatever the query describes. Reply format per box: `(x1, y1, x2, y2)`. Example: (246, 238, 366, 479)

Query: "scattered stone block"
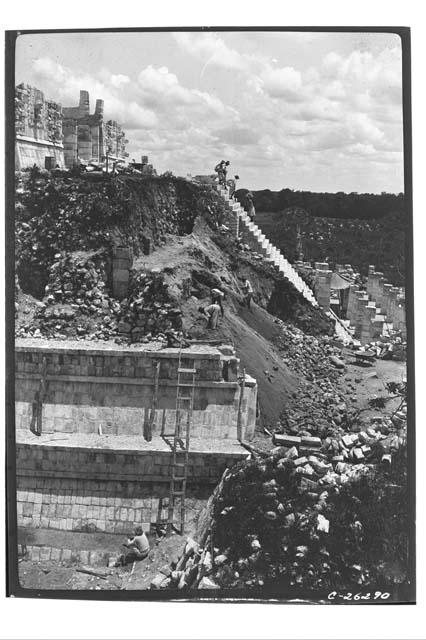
(159, 564, 172, 577)
(273, 434, 301, 447)
(283, 513, 295, 527)
(335, 462, 348, 474)
(342, 435, 354, 448)
(330, 355, 345, 369)
(294, 456, 308, 466)
(301, 436, 322, 448)
(302, 464, 315, 476)
(317, 514, 330, 533)
(151, 573, 167, 589)
(199, 576, 220, 589)
(353, 448, 365, 461)
(284, 446, 299, 459)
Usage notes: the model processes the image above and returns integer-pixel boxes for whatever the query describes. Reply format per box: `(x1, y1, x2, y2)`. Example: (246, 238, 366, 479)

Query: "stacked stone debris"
(116, 270, 184, 344)
(274, 321, 341, 383)
(156, 402, 407, 592)
(360, 334, 407, 362)
(16, 252, 121, 341)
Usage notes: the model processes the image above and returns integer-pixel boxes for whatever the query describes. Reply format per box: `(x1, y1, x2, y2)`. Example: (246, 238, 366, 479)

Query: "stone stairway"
(216, 186, 318, 307)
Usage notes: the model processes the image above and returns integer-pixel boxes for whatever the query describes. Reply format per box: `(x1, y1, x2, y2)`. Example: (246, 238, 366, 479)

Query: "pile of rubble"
(271, 320, 357, 438)
(361, 332, 407, 362)
(155, 403, 407, 592)
(16, 252, 120, 341)
(274, 321, 342, 383)
(116, 270, 184, 345)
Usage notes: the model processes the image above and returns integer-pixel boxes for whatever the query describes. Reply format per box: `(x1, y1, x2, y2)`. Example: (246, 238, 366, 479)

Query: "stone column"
(79, 90, 90, 117)
(77, 124, 91, 163)
(346, 285, 361, 324)
(314, 263, 332, 310)
(354, 295, 369, 339)
(62, 120, 78, 168)
(360, 303, 376, 343)
(112, 246, 133, 299)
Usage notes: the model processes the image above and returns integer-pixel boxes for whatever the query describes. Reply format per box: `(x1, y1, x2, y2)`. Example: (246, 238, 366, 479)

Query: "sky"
(15, 30, 404, 193)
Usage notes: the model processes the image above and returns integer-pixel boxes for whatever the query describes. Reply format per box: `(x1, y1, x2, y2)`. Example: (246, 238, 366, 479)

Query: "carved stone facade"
(62, 90, 128, 168)
(15, 83, 65, 170)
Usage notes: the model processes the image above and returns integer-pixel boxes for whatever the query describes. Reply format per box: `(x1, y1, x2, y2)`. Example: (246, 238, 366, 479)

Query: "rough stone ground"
(17, 521, 198, 592)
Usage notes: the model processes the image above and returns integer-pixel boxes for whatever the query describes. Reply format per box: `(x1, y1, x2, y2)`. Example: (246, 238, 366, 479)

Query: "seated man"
(119, 526, 150, 566)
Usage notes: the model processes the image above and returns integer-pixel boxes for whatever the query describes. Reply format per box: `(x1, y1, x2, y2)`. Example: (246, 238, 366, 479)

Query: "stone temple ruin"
(15, 84, 129, 170)
(62, 90, 128, 168)
(14, 107, 407, 575)
(15, 83, 65, 170)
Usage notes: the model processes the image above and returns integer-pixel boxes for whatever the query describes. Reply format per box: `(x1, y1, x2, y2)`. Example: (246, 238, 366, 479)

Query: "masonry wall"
(15, 137, 65, 170)
(16, 443, 244, 532)
(15, 340, 257, 442)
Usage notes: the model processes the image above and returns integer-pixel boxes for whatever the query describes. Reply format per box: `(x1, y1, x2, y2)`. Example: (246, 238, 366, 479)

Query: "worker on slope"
(210, 287, 225, 317)
(118, 526, 150, 566)
(242, 277, 254, 309)
(200, 302, 221, 329)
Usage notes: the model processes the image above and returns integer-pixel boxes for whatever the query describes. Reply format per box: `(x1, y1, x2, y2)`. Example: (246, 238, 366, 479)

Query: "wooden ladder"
(30, 356, 47, 436)
(166, 350, 196, 534)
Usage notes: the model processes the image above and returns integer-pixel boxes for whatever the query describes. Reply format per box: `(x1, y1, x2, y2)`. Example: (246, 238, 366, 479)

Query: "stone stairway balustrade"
(216, 185, 318, 307)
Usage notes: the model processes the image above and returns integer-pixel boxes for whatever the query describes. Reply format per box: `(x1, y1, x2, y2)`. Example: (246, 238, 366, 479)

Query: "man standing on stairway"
(227, 174, 239, 196)
(246, 192, 256, 221)
(214, 160, 230, 187)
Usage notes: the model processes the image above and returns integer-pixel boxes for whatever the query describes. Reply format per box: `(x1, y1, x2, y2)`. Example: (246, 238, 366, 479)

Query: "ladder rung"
(178, 368, 196, 374)
(177, 395, 192, 400)
(172, 475, 186, 482)
(177, 383, 196, 387)
(172, 491, 185, 497)
(174, 462, 185, 467)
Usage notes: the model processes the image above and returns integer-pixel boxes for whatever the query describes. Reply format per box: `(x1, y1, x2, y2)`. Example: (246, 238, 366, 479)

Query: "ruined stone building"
(15, 83, 65, 170)
(62, 90, 128, 168)
(15, 85, 129, 170)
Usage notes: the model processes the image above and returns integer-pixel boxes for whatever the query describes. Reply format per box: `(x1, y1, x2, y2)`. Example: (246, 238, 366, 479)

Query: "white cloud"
(31, 57, 158, 129)
(173, 32, 250, 71)
(25, 33, 403, 192)
(110, 74, 130, 88)
(259, 66, 303, 100)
